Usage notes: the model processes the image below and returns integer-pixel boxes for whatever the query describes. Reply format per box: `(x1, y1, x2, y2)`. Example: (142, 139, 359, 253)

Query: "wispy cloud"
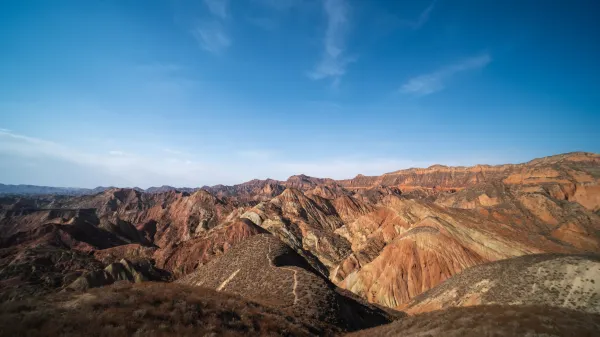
(400, 53, 491, 96)
(400, 0, 436, 30)
(0, 129, 438, 187)
(253, 0, 299, 11)
(162, 147, 193, 158)
(108, 150, 127, 156)
(194, 0, 231, 53)
(309, 0, 355, 86)
(247, 0, 299, 30)
(193, 21, 231, 53)
(0, 130, 212, 187)
(204, 0, 228, 19)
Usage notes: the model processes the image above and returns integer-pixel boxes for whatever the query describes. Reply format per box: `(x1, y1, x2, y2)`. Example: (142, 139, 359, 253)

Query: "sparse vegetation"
(0, 282, 336, 337)
(349, 305, 600, 337)
(407, 253, 600, 314)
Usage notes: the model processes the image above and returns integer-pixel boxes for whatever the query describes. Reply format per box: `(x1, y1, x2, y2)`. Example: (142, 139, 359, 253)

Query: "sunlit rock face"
(1, 152, 599, 309)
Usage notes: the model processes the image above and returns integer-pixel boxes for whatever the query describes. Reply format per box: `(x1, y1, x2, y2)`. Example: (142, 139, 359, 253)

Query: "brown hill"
(347, 304, 600, 337)
(0, 190, 265, 299)
(61, 188, 236, 247)
(404, 253, 600, 314)
(177, 234, 398, 331)
(153, 218, 267, 277)
(0, 282, 343, 337)
(0, 245, 103, 301)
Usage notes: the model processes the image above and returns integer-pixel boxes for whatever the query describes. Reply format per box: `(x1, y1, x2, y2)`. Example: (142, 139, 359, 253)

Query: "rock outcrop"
(66, 258, 170, 291)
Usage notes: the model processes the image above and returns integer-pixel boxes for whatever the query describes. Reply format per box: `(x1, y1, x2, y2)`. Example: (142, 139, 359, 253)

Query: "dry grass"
(0, 282, 338, 337)
(407, 253, 600, 314)
(348, 304, 600, 337)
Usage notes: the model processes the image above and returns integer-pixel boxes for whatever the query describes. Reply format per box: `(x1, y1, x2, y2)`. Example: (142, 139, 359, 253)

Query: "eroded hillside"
(1, 152, 599, 312)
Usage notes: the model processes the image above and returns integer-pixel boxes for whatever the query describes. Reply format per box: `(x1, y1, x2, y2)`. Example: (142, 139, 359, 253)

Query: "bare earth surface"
(1, 152, 599, 335)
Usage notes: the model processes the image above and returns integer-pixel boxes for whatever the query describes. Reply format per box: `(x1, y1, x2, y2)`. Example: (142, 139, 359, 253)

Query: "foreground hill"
(347, 304, 600, 337)
(178, 234, 397, 331)
(0, 282, 343, 337)
(405, 253, 600, 314)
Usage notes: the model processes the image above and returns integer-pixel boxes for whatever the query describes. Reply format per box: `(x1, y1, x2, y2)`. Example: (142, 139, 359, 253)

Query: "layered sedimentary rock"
(1, 151, 599, 312)
(0, 190, 264, 299)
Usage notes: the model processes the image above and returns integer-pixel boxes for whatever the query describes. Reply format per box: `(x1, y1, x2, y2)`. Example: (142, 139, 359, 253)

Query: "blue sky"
(0, 0, 599, 188)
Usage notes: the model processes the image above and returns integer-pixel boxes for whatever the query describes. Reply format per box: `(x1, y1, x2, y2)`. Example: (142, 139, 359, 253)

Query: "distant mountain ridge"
(3, 152, 597, 197)
(0, 184, 117, 196)
(0, 184, 199, 196)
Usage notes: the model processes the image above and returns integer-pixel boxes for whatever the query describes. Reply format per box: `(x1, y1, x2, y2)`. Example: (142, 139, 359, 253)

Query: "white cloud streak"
(400, 54, 492, 96)
(193, 21, 231, 53)
(108, 150, 126, 156)
(0, 130, 211, 187)
(309, 0, 354, 85)
(0, 130, 436, 188)
(253, 0, 299, 11)
(204, 0, 228, 19)
(194, 0, 230, 53)
(400, 0, 436, 30)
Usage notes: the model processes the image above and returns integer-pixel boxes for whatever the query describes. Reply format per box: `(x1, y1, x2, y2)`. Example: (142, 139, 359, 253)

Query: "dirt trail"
(217, 269, 240, 291)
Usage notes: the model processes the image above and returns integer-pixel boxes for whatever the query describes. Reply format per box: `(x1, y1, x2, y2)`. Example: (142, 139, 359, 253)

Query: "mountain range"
(1, 151, 599, 336)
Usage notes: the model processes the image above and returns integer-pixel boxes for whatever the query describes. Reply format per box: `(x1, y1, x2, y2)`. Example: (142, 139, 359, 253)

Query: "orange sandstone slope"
(240, 152, 600, 308)
(338, 152, 599, 201)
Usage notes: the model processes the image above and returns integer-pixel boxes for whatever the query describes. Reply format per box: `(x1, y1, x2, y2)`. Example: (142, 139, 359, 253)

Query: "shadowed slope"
(177, 234, 398, 331)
